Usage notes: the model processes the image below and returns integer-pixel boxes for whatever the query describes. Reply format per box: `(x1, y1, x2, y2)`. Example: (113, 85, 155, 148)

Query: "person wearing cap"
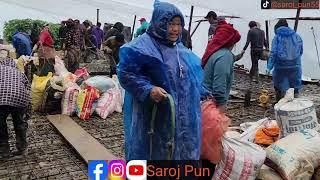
(242, 21, 268, 82)
(205, 11, 218, 41)
(134, 18, 150, 38)
(267, 19, 303, 101)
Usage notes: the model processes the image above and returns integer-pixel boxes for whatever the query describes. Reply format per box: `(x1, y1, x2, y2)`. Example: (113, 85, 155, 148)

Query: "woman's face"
(167, 16, 182, 43)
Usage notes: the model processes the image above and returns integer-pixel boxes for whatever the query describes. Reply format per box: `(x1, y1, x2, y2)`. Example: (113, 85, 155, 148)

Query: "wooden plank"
(47, 115, 117, 164)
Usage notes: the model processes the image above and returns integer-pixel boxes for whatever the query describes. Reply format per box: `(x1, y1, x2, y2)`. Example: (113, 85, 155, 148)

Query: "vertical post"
(265, 20, 269, 49)
(188, 6, 194, 33)
(294, 0, 303, 32)
(97, 9, 100, 24)
(131, 15, 137, 40)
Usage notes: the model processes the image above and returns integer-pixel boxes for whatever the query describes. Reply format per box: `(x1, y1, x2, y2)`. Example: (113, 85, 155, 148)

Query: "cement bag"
(84, 76, 115, 93)
(201, 99, 231, 164)
(54, 55, 69, 77)
(213, 136, 266, 180)
(275, 88, 319, 138)
(62, 85, 80, 116)
(266, 129, 320, 180)
(76, 86, 100, 120)
(257, 165, 282, 180)
(95, 87, 122, 119)
(31, 72, 53, 111)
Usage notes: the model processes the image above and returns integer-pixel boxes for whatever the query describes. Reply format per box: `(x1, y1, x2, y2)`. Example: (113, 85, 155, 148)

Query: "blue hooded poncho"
(117, 0, 203, 160)
(267, 26, 303, 93)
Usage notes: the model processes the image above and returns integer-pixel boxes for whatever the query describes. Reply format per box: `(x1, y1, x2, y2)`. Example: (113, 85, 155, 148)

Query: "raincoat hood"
(276, 26, 295, 36)
(147, 0, 185, 45)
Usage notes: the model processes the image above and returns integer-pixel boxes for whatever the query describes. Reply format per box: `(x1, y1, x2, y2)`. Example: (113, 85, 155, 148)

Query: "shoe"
(12, 148, 28, 156)
(0, 151, 10, 159)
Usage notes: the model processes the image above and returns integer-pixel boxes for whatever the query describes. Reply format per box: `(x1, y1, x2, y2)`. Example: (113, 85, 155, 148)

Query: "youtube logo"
(129, 165, 143, 176)
(126, 160, 147, 180)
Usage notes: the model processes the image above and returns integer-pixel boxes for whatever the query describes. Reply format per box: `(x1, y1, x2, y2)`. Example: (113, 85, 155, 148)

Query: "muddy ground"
(0, 72, 319, 179)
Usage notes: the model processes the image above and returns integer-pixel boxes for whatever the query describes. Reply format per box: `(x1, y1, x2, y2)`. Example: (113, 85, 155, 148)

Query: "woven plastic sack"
(54, 55, 69, 77)
(84, 76, 115, 93)
(240, 118, 269, 142)
(275, 88, 320, 138)
(266, 129, 320, 180)
(112, 75, 125, 105)
(62, 85, 80, 116)
(74, 67, 89, 80)
(95, 87, 122, 119)
(257, 165, 282, 180)
(76, 86, 100, 120)
(200, 99, 230, 164)
(31, 72, 53, 111)
(213, 136, 266, 180)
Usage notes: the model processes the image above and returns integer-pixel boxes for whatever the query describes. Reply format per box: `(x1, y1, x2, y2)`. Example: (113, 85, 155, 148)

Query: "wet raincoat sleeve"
(117, 47, 154, 102)
(267, 37, 278, 71)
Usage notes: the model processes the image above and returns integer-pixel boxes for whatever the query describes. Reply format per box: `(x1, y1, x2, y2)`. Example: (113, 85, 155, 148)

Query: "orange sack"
(254, 125, 280, 146)
(201, 100, 230, 164)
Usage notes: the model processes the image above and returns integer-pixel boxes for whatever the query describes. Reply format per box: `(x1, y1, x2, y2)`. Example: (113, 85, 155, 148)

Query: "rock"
(39, 162, 49, 168)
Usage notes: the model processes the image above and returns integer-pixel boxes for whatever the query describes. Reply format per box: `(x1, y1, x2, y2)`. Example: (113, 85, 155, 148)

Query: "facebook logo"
(261, 0, 272, 9)
(88, 160, 108, 180)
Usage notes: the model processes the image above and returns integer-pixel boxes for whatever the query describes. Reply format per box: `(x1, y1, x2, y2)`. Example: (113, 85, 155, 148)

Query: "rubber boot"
(13, 128, 28, 156)
(0, 143, 10, 158)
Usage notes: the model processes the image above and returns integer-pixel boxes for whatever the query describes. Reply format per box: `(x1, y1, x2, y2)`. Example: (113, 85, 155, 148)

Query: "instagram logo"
(109, 160, 126, 179)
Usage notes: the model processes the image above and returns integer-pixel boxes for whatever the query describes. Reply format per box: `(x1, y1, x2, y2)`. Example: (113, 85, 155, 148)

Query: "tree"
(3, 19, 61, 49)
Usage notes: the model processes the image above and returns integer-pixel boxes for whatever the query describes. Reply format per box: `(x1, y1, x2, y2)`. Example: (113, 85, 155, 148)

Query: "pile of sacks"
(201, 88, 320, 180)
(31, 56, 124, 120)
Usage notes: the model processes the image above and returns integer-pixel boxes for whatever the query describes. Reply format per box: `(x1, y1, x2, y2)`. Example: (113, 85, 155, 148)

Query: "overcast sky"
(1, 0, 320, 78)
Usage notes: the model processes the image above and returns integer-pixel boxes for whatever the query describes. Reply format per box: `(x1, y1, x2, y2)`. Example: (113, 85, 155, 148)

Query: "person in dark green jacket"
(134, 18, 150, 38)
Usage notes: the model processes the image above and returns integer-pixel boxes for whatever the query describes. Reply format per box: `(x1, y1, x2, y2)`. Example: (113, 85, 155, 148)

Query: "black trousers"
(0, 106, 28, 152)
(250, 49, 263, 79)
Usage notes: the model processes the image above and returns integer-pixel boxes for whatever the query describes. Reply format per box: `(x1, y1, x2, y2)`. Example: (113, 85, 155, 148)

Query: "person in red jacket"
(33, 24, 56, 75)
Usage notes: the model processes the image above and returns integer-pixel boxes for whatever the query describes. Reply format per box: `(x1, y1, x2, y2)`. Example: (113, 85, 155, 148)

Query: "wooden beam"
(191, 21, 202, 37)
(131, 15, 137, 40)
(294, 0, 303, 31)
(188, 6, 194, 34)
(47, 115, 118, 164)
(96, 9, 100, 25)
(265, 20, 269, 49)
(280, 17, 320, 20)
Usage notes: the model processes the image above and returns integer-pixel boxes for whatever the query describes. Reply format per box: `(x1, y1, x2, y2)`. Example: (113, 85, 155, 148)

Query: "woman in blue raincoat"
(117, 0, 203, 160)
(266, 19, 303, 101)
